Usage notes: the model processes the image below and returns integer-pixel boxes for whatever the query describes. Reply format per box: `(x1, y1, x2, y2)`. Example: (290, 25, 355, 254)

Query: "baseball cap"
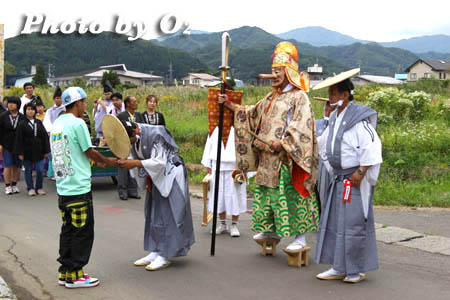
(61, 87, 87, 107)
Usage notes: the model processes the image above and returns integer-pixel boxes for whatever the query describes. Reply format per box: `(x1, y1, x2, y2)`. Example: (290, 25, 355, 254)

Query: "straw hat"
(101, 115, 131, 159)
(311, 68, 360, 90)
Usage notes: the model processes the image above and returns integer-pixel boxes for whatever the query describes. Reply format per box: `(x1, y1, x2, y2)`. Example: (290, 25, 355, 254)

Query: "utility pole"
(48, 63, 54, 78)
(168, 61, 173, 86)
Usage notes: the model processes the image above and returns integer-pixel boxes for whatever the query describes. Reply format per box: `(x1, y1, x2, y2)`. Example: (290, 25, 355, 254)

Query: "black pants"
(57, 192, 94, 282)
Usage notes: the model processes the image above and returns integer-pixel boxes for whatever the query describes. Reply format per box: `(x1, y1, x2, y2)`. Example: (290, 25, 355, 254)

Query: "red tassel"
(342, 179, 352, 203)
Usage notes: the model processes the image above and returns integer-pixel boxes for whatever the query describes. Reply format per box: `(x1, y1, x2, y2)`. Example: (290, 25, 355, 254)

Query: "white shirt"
(319, 108, 382, 170)
(318, 106, 383, 218)
(20, 94, 33, 113)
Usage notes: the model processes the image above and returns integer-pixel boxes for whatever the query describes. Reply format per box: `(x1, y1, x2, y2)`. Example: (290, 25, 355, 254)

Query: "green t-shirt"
(50, 113, 92, 196)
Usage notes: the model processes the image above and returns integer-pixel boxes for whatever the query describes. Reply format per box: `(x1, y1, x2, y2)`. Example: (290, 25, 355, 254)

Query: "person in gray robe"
(117, 121, 195, 271)
(314, 77, 382, 283)
(315, 100, 336, 214)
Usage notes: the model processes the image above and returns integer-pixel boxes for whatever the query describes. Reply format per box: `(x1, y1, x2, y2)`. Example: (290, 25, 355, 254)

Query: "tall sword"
(210, 32, 230, 256)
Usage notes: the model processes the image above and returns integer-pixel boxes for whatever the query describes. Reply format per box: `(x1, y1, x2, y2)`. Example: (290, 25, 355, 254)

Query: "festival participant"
(117, 96, 144, 124)
(43, 87, 65, 132)
(93, 81, 114, 143)
(201, 126, 247, 237)
(14, 102, 50, 196)
(20, 82, 43, 114)
(0, 96, 24, 195)
(35, 98, 46, 122)
(43, 87, 66, 180)
(142, 95, 165, 125)
(110, 92, 125, 116)
(116, 96, 143, 200)
(51, 87, 117, 288)
(313, 69, 382, 283)
(314, 100, 337, 213)
(112, 119, 195, 271)
(218, 42, 319, 253)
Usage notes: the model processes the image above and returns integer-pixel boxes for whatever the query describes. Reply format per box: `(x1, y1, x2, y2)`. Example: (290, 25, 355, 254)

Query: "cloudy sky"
(1, 0, 449, 42)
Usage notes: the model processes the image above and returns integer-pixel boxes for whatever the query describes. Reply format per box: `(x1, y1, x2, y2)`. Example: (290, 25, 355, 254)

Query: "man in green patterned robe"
(218, 42, 319, 252)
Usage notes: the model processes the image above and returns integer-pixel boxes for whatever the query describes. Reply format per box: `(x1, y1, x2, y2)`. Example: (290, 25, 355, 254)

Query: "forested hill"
(6, 26, 420, 82)
(159, 26, 419, 78)
(5, 32, 208, 79)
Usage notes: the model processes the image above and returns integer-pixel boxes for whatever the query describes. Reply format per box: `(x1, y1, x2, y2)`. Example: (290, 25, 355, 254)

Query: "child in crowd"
(14, 102, 50, 196)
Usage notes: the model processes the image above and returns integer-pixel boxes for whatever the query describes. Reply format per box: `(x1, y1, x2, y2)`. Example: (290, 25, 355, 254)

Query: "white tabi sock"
(294, 234, 306, 245)
(345, 274, 361, 281)
(145, 252, 159, 262)
(134, 252, 159, 266)
(319, 268, 344, 277)
(145, 255, 170, 271)
(286, 234, 306, 250)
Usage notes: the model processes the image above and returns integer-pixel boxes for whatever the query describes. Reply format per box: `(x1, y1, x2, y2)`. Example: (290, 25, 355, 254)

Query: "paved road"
(1, 177, 450, 300)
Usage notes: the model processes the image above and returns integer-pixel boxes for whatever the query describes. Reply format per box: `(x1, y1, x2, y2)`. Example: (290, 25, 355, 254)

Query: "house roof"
(183, 73, 219, 81)
(405, 59, 450, 72)
(51, 64, 163, 81)
(5, 74, 34, 87)
(353, 75, 404, 85)
(84, 69, 163, 80)
(99, 64, 128, 72)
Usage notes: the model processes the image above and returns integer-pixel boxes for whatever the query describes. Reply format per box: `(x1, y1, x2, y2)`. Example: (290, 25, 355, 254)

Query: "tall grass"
(6, 80, 449, 207)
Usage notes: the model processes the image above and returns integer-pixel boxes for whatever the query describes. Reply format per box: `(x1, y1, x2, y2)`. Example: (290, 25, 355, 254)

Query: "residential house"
(50, 64, 164, 87)
(181, 73, 220, 87)
(405, 59, 450, 81)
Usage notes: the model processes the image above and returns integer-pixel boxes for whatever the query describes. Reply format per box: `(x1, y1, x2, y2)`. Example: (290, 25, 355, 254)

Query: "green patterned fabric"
(252, 164, 319, 237)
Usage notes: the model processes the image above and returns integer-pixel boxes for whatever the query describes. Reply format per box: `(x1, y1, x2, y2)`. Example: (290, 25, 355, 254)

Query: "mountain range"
(277, 26, 369, 47)
(163, 26, 450, 55)
(277, 26, 450, 56)
(4, 25, 448, 83)
(157, 26, 418, 78)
